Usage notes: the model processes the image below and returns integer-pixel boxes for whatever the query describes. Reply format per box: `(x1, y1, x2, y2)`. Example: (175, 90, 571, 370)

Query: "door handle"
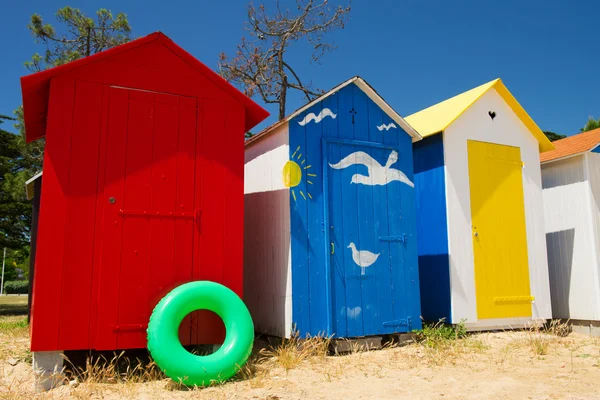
(331, 242, 334, 254)
(474, 231, 478, 237)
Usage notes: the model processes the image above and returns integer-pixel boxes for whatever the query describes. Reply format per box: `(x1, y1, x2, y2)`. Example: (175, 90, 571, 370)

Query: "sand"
(1, 326, 599, 399)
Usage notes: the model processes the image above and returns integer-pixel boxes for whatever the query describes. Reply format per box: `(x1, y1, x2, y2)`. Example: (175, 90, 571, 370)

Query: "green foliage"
(26, 7, 131, 71)
(3, 281, 29, 295)
(12, 107, 44, 173)
(1, 261, 18, 282)
(0, 115, 34, 249)
(543, 131, 566, 142)
(581, 116, 600, 133)
(413, 319, 467, 348)
(3, 247, 29, 280)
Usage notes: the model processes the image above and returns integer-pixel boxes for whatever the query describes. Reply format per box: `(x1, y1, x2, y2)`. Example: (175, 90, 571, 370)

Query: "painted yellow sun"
(283, 146, 317, 201)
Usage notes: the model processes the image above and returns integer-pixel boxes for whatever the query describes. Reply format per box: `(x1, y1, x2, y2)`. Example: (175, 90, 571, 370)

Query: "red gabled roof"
(21, 31, 269, 142)
(540, 128, 600, 163)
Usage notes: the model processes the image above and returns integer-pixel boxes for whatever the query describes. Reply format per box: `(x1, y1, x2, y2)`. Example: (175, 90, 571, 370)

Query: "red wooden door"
(95, 87, 199, 350)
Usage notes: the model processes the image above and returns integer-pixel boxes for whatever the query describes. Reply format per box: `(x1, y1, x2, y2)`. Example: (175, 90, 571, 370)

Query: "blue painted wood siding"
(413, 133, 452, 323)
(289, 83, 421, 337)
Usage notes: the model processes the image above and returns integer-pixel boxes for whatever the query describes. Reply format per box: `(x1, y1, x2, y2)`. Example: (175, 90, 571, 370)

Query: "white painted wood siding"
(587, 153, 600, 321)
(443, 88, 552, 327)
(542, 155, 600, 320)
(586, 153, 600, 318)
(244, 125, 293, 337)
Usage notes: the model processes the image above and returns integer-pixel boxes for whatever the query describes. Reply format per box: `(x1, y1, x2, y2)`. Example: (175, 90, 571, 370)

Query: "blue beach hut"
(244, 77, 423, 338)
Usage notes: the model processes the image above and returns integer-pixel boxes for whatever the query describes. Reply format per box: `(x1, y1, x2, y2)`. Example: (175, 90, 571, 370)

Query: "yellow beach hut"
(406, 78, 554, 330)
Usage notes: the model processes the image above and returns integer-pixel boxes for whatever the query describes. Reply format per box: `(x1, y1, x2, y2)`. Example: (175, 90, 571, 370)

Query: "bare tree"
(219, 0, 351, 120)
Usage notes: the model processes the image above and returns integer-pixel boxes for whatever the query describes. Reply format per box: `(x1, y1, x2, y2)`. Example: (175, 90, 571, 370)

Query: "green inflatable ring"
(147, 281, 254, 386)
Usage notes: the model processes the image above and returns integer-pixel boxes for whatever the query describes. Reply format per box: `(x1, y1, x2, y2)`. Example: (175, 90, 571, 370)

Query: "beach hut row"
(23, 33, 598, 368)
(244, 76, 559, 337)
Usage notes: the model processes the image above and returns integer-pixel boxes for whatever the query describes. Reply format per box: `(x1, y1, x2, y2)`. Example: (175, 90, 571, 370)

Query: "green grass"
(413, 319, 468, 349)
(0, 295, 28, 315)
(0, 315, 28, 333)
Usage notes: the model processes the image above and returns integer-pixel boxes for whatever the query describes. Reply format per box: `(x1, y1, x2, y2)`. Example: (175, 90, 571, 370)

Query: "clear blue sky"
(1, 0, 598, 136)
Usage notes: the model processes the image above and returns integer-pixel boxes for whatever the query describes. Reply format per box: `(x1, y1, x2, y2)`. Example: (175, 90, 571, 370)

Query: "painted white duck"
(348, 242, 380, 275)
(329, 150, 414, 187)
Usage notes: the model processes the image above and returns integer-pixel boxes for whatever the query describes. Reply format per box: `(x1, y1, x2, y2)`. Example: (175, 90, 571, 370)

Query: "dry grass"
(504, 320, 574, 356)
(0, 316, 30, 364)
(258, 333, 331, 371)
(63, 351, 166, 385)
(0, 318, 598, 399)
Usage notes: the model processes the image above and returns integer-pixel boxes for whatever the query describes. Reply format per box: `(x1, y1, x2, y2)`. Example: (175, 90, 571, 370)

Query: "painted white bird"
(329, 150, 414, 187)
(348, 242, 380, 275)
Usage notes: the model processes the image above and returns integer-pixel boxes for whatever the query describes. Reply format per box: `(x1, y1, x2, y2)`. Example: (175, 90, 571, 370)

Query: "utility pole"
(1, 248, 6, 295)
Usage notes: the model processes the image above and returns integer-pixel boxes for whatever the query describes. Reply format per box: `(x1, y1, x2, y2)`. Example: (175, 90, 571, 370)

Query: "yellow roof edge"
(406, 78, 554, 153)
(491, 79, 555, 153)
(440, 78, 501, 134)
(405, 79, 500, 138)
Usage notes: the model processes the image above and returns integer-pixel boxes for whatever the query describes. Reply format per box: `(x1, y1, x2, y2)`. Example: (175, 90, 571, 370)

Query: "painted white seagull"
(329, 150, 414, 187)
(348, 242, 380, 275)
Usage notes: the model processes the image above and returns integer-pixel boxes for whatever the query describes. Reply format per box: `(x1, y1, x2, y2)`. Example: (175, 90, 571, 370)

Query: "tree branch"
(219, 0, 350, 120)
(283, 61, 317, 101)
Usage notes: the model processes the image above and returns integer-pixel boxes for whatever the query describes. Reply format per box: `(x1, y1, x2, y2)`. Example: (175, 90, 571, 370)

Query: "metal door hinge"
(379, 234, 407, 243)
(116, 209, 201, 222)
(111, 324, 145, 332)
(383, 317, 411, 328)
(493, 296, 535, 304)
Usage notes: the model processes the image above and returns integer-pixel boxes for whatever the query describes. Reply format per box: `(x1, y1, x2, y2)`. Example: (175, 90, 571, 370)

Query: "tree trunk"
(85, 26, 91, 56)
(279, 75, 287, 120)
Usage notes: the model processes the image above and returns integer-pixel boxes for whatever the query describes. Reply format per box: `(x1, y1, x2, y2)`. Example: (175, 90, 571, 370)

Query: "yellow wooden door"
(467, 140, 532, 319)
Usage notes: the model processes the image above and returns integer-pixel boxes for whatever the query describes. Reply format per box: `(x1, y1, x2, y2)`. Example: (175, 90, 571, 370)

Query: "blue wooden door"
(325, 139, 415, 337)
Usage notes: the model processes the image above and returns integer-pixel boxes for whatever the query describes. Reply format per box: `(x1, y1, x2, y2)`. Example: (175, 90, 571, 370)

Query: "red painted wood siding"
(30, 40, 248, 351)
(58, 80, 104, 350)
(30, 79, 75, 351)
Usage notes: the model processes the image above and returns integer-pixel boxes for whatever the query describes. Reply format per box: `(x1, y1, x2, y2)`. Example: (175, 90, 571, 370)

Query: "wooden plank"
(69, 60, 233, 108)
(304, 100, 329, 337)
(352, 87, 378, 336)
(383, 112, 408, 330)
(58, 80, 104, 350)
(29, 78, 75, 351)
(326, 140, 347, 338)
(243, 128, 292, 337)
(289, 110, 310, 337)
(147, 93, 179, 337)
(116, 90, 155, 349)
(107, 41, 198, 75)
(337, 86, 363, 337)
(175, 96, 198, 346)
(222, 102, 245, 296)
(413, 134, 451, 323)
(396, 124, 421, 331)
(95, 87, 129, 350)
(319, 93, 339, 337)
(196, 99, 226, 344)
(88, 85, 111, 349)
(366, 102, 394, 335)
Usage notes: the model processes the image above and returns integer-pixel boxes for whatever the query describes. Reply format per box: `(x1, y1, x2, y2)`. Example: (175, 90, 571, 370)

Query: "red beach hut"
(21, 32, 268, 353)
